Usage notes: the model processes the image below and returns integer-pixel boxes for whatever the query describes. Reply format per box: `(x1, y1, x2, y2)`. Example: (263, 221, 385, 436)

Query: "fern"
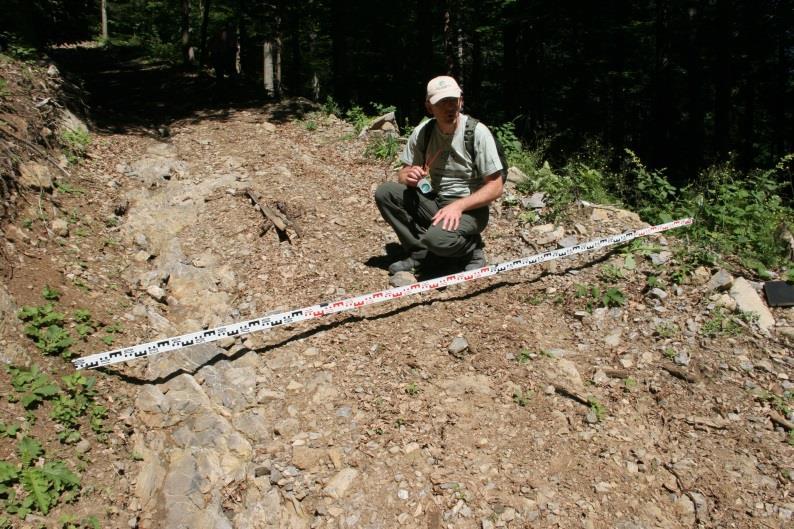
(21, 468, 54, 514)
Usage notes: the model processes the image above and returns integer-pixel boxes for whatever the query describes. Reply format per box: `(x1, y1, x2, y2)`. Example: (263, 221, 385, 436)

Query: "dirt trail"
(1, 53, 793, 529)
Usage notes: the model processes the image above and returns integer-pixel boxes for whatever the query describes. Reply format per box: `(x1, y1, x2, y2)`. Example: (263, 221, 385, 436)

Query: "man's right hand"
(398, 165, 427, 187)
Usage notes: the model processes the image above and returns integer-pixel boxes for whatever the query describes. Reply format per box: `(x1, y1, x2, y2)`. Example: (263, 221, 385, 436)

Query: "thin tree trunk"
(199, 0, 211, 66)
(273, 3, 283, 98)
(100, 0, 108, 40)
(443, 1, 455, 74)
(180, 0, 191, 65)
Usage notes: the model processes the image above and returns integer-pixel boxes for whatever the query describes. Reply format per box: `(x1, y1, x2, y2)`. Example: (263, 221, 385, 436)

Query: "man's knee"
(374, 181, 405, 207)
(421, 227, 472, 257)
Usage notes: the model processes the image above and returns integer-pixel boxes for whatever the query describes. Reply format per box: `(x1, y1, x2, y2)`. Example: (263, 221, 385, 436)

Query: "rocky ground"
(1, 47, 793, 529)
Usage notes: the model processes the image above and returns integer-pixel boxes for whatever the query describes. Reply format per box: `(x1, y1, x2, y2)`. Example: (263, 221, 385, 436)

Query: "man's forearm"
(451, 174, 503, 212)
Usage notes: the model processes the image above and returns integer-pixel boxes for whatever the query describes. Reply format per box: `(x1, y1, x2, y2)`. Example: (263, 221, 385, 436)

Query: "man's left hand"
(432, 202, 464, 231)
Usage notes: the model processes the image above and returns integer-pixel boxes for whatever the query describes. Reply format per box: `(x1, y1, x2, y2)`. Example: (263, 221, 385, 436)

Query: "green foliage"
(516, 349, 532, 364)
(18, 303, 75, 358)
(1, 436, 80, 518)
(599, 264, 624, 283)
(404, 382, 420, 396)
(42, 285, 61, 301)
(304, 119, 318, 131)
(321, 96, 342, 117)
(60, 128, 91, 165)
(512, 387, 533, 407)
(364, 134, 400, 161)
(345, 105, 370, 133)
(0, 78, 7, 97)
(52, 374, 100, 444)
(73, 309, 95, 339)
(654, 321, 679, 338)
(370, 102, 395, 115)
(622, 149, 677, 224)
(700, 307, 742, 337)
(59, 514, 100, 529)
(0, 421, 20, 438)
(55, 180, 85, 195)
(575, 283, 625, 311)
(6, 365, 59, 410)
(680, 154, 794, 268)
(588, 397, 607, 422)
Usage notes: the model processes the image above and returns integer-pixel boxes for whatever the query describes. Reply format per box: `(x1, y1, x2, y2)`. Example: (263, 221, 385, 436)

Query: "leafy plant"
(404, 382, 420, 396)
(602, 288, 625, 307)
(622, 149, 677, 224)
(6, 365, 59, 409)
(364, 133, 400, 161)
(654, 321, 679, 338)
(42, 285, 61, 301)
(54, 181, 85, 195)
(516, 349, 532, 364)
(321, 96, 341, 117)
(701, 307, 741, 337)
(512, 387, 533, 407)
(60, 128, 91, 165)
(588, 397, 607, 422)
(17, 303, 75, 357)
(51, 374, 101, 444)
(73, 309, 95, 339)
(345, 105, 370, 133)
(0, 421, 20, 438)
(0, 436, 80, 518)
(599, 264, 624, 282)
(59, 514, 100, 529)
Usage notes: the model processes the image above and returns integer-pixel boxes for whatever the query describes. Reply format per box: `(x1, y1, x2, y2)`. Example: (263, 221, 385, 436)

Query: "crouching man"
(375, 75, 504, 276)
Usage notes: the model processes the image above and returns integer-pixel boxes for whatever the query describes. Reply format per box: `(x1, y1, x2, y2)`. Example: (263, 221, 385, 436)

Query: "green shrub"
(60, 128, 91, 165)
(345, 105, 370, 133)
(322, 96, 342, 117)
(364, 134, 400, 161)
(679, 154, 794, 268)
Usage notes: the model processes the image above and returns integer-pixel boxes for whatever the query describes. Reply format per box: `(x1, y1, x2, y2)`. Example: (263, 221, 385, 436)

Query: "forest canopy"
(1, 0, 792, 182)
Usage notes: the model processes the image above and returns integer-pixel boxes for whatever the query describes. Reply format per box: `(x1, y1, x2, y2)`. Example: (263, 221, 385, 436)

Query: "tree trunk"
(443, 1, 455, 74)
(470, 27, 482, 113)
(263, 42, 274, 96)
(199, 0, 211, 66)
(180, 0, 191, 65)
(273, 3, 283, 98)
(100, 0, 108, 40)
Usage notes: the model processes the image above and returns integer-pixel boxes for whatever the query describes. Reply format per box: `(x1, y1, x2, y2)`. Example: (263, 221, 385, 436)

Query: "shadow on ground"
(48, 43, 318, 134)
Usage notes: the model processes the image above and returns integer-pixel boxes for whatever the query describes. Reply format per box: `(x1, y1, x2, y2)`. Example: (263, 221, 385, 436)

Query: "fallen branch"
(770, 411, 794, 431)
(552, 384, 591, 406)
(661, 365, 700, 384)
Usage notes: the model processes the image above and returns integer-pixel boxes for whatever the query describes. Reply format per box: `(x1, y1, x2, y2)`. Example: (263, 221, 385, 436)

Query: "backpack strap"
(464, 117, 479, 163)
(422, 116, 478, 164)
(420, 118, 436, 164)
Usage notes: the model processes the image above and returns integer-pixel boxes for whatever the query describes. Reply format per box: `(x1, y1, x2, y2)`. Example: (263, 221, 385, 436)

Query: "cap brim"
(428, 89, 462, 104)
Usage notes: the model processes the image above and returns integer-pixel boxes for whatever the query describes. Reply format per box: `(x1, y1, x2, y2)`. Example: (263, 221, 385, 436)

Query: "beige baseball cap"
(426, 76, 462, 104)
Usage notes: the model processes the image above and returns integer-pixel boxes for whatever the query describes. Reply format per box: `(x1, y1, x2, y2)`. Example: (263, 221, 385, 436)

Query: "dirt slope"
(1, 52, 793, 529)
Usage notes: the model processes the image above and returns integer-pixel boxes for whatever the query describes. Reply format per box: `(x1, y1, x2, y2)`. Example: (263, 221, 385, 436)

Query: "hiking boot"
(388, 256, 423, 275)
(463, 248, 487, 271)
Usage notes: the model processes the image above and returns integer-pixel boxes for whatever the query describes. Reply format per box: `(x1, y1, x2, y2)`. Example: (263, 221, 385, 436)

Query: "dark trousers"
(374, 181, 488, 259)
